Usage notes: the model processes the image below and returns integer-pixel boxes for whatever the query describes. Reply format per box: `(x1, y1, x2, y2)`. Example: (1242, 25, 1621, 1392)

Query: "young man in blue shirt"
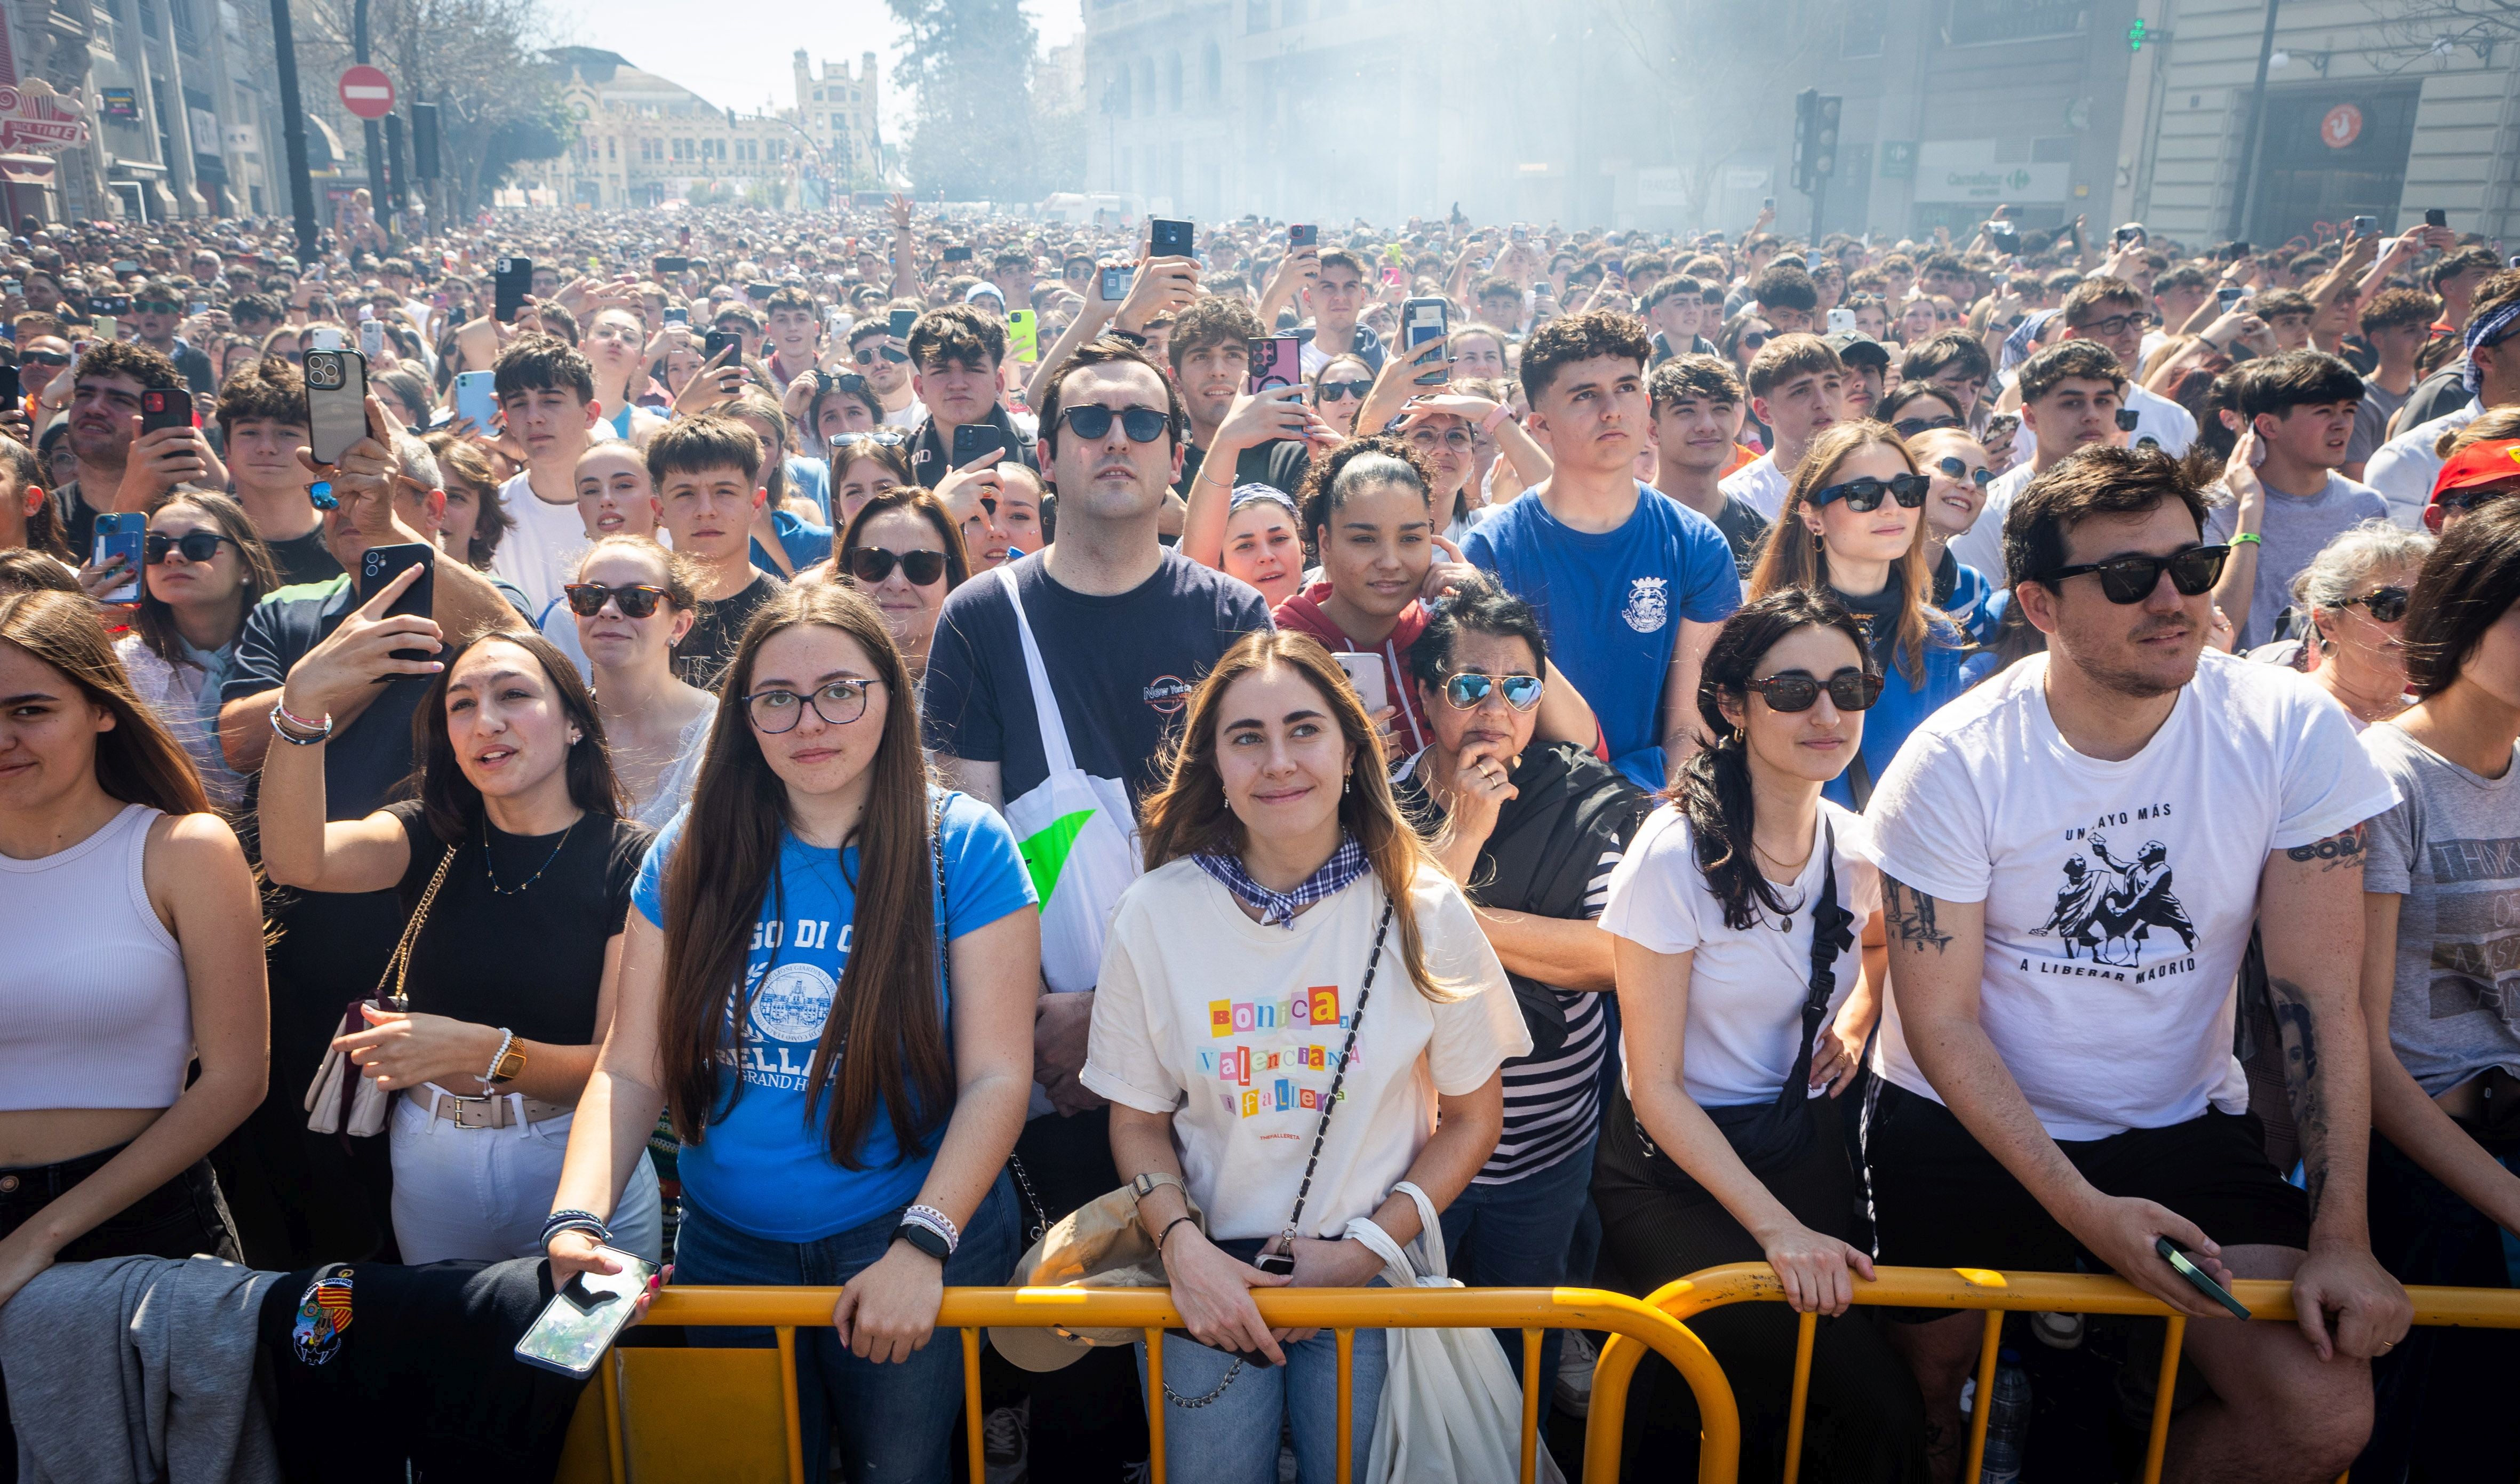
(1463, 310, 1742, 791)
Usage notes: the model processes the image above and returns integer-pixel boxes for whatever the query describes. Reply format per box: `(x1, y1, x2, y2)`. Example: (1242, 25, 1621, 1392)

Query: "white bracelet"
(483, 1028, 515, 1085)
(902, 1204, 960, 1254)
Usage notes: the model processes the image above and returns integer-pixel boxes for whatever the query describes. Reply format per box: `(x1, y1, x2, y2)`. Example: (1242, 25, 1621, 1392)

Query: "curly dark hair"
(1167, 293, 1265, 377)
(73, 339, 185, 395)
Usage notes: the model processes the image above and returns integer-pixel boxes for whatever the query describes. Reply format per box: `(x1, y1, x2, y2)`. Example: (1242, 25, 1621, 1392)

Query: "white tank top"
(0, 802, 194, 1111)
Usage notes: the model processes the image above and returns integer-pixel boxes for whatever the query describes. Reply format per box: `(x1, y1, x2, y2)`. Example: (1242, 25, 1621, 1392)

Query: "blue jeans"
(673, 1174, 1020, 1481)
(1136, 1284, 1389, 1484)
(1439, 1131, 1601, 1433)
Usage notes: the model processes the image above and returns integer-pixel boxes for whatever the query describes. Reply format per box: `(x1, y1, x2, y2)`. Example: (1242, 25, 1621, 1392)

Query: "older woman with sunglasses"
(836, 488, 972, 687)
(2270, 520, 2435, 731)
(1309, 354, 1375, 438)
(563, 535, 717, 827)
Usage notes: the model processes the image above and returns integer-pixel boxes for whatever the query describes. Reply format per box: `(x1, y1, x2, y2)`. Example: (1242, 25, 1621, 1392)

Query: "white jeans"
(388, 1087, 664, 1265)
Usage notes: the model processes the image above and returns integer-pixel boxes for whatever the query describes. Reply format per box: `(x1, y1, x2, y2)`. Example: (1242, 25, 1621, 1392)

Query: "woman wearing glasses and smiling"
(1748, 422, 1988, 810)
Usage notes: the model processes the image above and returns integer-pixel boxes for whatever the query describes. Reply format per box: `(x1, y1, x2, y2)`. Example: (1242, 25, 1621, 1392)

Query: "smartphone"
(652, 254, 689, 276)
(452, 369, 497, 432)
(888, 308, 918, 344)
(703, 330, 745, 368)
(1402, 296, 1450, 387)
(1288, 223, 1318, 250)
(187, 300, 207, 315)
(1983, 412, 2020, 448)
(303, 348, 370, 465)
(1826, 307, 1857, 334)
(358, 542, 437, 672)
(2351, 214, 2379, 235)
(95, 293, 130, 315)
(2217, 286, 2246, 310)
(2115, 408, 2141, 434)
(745, 281, 776, 301)
(307, 325, 345, 353)
(1150, 218, 1195, 259)
(0, 364, 21, 406)
(1007, 309, 1038, 363)
(139, 387, 193, 434)
(1333, 652, 1390, 716)
(2115, 223, 2147, 248)
(2425, 208, 2447, 228)
(359, 319, 385, 361)
(110, 259, 137, 275)
(90, 510, 143, 603)
(1991, 227, 2021, 255)
(679, 225, 692, 246)
(1099, 265, 1134, 302)
(1763, 196, 1775, 211)
(513, 1249, 661, 1380)
(494, 256, 531, 323)
(941, 245, 974, 264)
(662, 306, 688, 327)
(92, 316, 118, 343)
(952, 421, 1009, 470)
(2155, 1236, 2252, 1321)
(1246, 334, 1303, 394)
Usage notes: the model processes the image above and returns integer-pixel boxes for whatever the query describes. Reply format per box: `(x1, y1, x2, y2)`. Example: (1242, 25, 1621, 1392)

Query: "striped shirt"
(1473, 846, 1623, 1185)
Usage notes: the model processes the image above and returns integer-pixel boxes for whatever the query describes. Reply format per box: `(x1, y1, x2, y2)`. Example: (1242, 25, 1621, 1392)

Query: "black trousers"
(1594, 1088, 1928, 1483)
(0, 1146, 242, 1484)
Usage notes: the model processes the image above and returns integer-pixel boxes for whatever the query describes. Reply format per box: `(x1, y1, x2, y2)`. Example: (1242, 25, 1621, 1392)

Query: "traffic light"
(1792, 89, 1843, 195)
(410, 101, 440, 181)
(2127, 17, 2147, 50)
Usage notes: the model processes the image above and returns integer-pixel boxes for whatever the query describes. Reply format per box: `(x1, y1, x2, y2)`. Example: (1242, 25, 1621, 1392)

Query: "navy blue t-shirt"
(1463, 483, 1741, 791)
(921, 552, 1273, 803)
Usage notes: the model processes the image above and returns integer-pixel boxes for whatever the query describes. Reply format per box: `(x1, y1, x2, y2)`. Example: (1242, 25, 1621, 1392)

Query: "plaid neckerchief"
(1194, 833, 1369, 928)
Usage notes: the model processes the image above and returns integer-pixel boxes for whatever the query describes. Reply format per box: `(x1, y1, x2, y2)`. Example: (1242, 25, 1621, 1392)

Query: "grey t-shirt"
(2204, 472, 2389, 649)
(2348, 379, 2410, 468)
(2361, 723, 2520, 1094)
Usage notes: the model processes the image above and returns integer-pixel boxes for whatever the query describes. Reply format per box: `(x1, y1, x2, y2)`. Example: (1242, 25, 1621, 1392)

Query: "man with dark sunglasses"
(1863, 445, 2410, 1483)
(843, 318, 924, 429)
(2206, 352, 2387, 650)
(129, 277, 216, 394)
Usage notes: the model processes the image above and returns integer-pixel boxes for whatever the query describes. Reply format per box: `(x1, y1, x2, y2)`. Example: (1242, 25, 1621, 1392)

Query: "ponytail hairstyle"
(1676, 589, 1874, 931)
(0, 587, 210, 817)
(1297, 433, 1437, 545)
(1745, 419, 1953, 685)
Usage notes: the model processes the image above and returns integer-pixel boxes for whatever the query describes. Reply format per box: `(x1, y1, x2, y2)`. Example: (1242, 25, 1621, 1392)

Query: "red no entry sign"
(339, 66, 395, 121)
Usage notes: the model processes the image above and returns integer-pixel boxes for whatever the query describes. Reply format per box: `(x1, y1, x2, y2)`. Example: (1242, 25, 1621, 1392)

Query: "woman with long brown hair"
(1748, 420, 1983, 808)
(1087, 629, 1528, 1479)
(546, 583, 1039, 1478)
(258, 619, 663, 1264)
(114, 490, 277, 808)
(0, 593, 267, 1389)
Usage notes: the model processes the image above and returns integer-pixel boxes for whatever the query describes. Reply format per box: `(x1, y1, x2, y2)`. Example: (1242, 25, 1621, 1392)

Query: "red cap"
(2428, 437, 2520, 520)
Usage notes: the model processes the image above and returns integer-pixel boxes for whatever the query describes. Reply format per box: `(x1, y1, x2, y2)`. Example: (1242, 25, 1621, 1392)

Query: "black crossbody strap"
(1776, 820, 1853, 1112)
(1277, 896, 1395, 1250)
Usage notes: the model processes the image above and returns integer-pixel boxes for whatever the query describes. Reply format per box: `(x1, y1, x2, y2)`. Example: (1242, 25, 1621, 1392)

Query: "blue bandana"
(2465, 301, 2520, 396)
(1194, 833, 1369, 928)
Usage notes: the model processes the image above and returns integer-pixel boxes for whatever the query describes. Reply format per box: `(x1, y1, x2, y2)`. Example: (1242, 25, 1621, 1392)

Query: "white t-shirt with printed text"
(1082, 860, 1530, 1241)
(1864, 650, 2398, 1140)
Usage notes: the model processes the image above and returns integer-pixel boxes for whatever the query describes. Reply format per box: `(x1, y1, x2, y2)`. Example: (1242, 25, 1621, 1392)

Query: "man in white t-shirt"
(1862, 446, 2410, 1482)
(485, 334, 605, 616)
(2060, 276, 2197, 454)
(1719, 334, 1843, 521)
(1947, 341, 2127, 581)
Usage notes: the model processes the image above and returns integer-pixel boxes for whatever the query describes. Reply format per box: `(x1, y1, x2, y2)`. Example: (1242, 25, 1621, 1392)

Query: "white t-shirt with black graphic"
(1864, 651, 2397, 1140)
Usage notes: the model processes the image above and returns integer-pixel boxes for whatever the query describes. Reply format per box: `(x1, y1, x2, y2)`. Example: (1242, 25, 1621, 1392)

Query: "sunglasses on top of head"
(1057, 404, 1170, 443)
(1744, 667, 1884, 713)
(1808, 473, 1929, 512)
(2040, 544, 2230, 603)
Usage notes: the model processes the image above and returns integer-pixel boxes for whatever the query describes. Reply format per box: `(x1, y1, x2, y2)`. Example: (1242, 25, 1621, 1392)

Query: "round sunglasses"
(848, 546, 948, 585)
(2040, 545, 2231, 604)
(563, 582, 671, 618)
(1935, 456, 1995, 489)
(143, 530, 236, 564)
(2330, 585, 2410, 623)
(1809, 473, 1929, 512)
(1745, 668, 1884, 713)
(1442, 672, 1544, 711)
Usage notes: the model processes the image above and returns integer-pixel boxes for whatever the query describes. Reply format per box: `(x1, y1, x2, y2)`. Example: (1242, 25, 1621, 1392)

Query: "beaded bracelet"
(900, 1204, 960, 1256)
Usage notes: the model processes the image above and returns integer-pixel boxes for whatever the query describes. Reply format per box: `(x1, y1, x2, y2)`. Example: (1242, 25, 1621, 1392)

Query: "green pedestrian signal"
(2128, 18, 2147, 51)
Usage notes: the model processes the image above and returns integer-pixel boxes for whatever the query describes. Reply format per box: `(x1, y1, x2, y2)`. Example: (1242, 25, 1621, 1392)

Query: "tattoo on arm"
(2266, 972, 2330, 1218)
(2285, 821, 2367, 874)
(1884, 876, 1953, 954)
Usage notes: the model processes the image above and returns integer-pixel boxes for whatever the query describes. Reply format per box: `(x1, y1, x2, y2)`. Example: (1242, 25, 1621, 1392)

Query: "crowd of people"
(0, 188, 2517, 1484)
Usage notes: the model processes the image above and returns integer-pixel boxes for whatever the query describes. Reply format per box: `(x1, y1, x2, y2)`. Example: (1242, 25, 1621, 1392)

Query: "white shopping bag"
(1345, 1183, 1567, 1484)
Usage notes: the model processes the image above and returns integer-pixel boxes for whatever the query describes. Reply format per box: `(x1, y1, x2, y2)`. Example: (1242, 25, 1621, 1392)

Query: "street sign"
(338, 65, 394, 121)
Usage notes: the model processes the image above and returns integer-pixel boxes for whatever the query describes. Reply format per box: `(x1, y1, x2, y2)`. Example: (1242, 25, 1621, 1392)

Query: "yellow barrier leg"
(962, 1329, 984, 1482)
(1521, 1328, 1544, 1484)
(1962, 1311, 2003, 1484)
(1336, 1327, 1355, 1484)
(1781, 1309, 1817, 1484)
(602, 1347, 626, 1484)
(2143, 1315, 2185, 1484)
(1144, 1328, 1168, 1484)
(776, 1326, 804, 1484)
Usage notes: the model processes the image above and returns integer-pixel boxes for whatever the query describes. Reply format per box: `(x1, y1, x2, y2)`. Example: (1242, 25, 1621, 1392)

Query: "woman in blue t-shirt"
(1747, 421, 1983, 809)
(547, 583, 1041, 1478)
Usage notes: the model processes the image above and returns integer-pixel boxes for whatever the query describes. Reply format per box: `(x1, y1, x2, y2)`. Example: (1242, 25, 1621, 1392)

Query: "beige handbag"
(304, 845, 454, 1137)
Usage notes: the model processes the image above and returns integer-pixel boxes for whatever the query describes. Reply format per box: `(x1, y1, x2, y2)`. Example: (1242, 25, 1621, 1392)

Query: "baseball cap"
(2427, 437, 2520, 528)
(1823, 331, 1891, 369)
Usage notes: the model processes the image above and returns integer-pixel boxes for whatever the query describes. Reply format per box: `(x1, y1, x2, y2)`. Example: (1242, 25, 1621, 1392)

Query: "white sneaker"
(983, 1398, 1027, 1483)
(1554, 1330, 1598, 1416)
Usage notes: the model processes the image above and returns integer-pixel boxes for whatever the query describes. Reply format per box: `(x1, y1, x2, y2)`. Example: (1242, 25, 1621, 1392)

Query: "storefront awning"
(0, 154, 57, 187)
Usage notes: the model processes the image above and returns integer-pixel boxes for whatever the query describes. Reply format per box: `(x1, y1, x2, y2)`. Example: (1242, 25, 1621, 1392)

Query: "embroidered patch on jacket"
(292, 1264, 355, 1365)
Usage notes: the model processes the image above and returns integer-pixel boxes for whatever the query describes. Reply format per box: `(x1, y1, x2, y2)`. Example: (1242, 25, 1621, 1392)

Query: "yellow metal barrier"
(1592, 1264, 2520, 1484)
(561, 1283, 1739, 1484)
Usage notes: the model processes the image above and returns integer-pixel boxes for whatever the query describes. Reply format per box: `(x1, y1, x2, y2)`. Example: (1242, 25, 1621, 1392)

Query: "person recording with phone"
(57, 342, 220, 569)
(1088, 631, 1527, 1480)
(1172, 298, 1325, 560)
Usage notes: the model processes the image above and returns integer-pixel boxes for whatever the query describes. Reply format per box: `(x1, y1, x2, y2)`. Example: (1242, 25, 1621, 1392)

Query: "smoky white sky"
(543, 0, 1084, 137)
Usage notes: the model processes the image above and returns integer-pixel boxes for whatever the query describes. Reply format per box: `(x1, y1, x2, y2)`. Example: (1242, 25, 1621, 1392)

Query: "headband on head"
(2463, 301, 2520, 395)
(1227, 482, 1297, 516)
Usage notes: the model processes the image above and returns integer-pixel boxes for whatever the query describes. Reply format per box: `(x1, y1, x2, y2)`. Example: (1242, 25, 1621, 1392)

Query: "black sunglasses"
(132, 300, 181, 315)
(21, 350, 69, 366)
(2332, 585, 2411, 623)
(1746, 667, 1884, 713)
(1315, 378, 1372, 402)
(563, 582, 670, 618)
(855, 346, 910, 365)
(143, 530, 234, 564)
(1058, 404, 1170, 443)
(1739, 331, 1772, 352)
(848, 546, 948, 585)
(1935, 455, 1995, 488)
(1809, 473, 1929, 512)
(1893, 416, 1962, 437)
(2041, 545, 2231, 603)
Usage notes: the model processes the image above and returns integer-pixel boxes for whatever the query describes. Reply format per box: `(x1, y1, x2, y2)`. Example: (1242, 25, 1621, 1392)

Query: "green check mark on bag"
(1019, 808, 1099, 906)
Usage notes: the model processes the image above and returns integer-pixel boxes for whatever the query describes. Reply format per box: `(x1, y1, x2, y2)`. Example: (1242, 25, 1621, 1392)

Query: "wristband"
(903, 1203, 961, 1252)
(275, 698, 328, 732)
(2232, 532, 2262, 546)
(541, 1209, 611, 1248)
(1155, 1215, 1199, 1256)
(1479, 403, 1512, 435)
(268, 705, 332, 746)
